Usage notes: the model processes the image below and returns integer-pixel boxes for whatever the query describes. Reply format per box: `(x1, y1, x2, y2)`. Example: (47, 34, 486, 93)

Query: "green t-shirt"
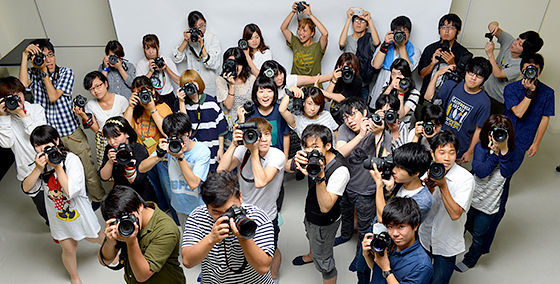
(287, 33, 324, 77)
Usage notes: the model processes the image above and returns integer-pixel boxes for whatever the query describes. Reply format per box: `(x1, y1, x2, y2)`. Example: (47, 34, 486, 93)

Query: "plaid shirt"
(28, 67, 79, 137)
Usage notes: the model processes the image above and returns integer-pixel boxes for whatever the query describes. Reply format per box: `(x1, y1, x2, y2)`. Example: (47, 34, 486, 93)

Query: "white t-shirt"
(84, 95, 128, 131)
(233, 146, 286, 219)
(293, 111, 339, 149)
(326, 166, 350, 196)
(136, 55, 179, 96)
(278, 74, 298, 99)
(396, 185, 423, 198)
(252, 49, 273, 70)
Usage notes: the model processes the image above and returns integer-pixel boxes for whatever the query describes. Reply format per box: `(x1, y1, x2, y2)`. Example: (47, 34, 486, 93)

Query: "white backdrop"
(108, 0, 451, 87)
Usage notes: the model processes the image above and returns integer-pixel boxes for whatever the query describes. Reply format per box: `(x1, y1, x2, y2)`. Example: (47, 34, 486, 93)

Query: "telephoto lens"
(423, 121, 435, 136)
(44, 146, 63, 165)
(238, 39, 248, 50)
(490, 127, 508, 143)
(3, 94, 20, 111)
(32, 53, 45, 66)
(428, 162, 446, 180)
(167, 136, 184, 154)
(522, 65, 538, 80)
(115, 143, 134, 165)
(181, 82, 198, 97)
(237, 122, 262, 145)
(341, 65, 354, 84)
(384, 109, 398, 124)
(306, 149, 325, 178)
(154, 57, 165, 69)
(113, 214, 139, 237)
(138, 89, 153, 105)
(394, 29, 406, 43)
(399, 77, 411, 90)
(220, 205, 258, 239)
(109, 54, 119, 65)
(73, 94, 88, 109)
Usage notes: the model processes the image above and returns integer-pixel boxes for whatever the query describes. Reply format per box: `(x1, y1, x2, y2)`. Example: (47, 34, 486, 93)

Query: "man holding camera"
(288, 124, 350, 284)
(139, 112, 210, 229)
(217, 117, 285, 280)
(182, 171, 275, 284)
(18, 39, 106, 206)
(504, 53, 554, 158)
(99, 185, 186, 284)
(362, 197, 433, 284)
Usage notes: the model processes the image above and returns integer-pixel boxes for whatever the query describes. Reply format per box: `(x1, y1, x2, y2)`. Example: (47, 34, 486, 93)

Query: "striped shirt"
(183, 204, 275, 284)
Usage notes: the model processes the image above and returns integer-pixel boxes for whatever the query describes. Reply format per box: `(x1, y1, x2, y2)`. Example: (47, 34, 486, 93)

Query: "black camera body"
(286, 87, 305, 115)
(296, 1, 308, 12)
(73, 94, 88, 109)
(138, 89, 153, 105)
(112, 213, 139, 237)
(4, 94, 20, 111)
(222, 59, 238, 78)
(238, 39, 249, 50)
(189, 27, 203, 42)
(484, 32, 494, 41)
(370, 231, 393, 255)
(44, 145, 63, 165)
(109, 54, 119, 65)
(442, 70, 462, 83)
(167, 136, 184, 154)
(423, 121, 436, 136)
(243, 100, 255, 117)
(237, 122, 262, 145)
(428, 162, 446, 180)
(220, 205, 258, 239)
(490, 126, 508, 143)
(393, 29, 406, 44)
(306, 149, 325, 178)
(181, 82, 198, 97)
(341, 65, 354, 84)
(154, 57, 165, 69)
(370, 112, 383, 126)
(115, 143, 134, 165)
(439, 39, 450, 53)
(32, 53, 45, 66)
(522, 65, 538, 80)
(363, 154, 395, 180)
(398, 77, 411, 90)
(384, 109, 398, 124)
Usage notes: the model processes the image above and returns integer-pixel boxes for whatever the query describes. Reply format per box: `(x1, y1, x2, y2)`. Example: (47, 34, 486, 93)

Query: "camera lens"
(243, 101, 255, 117)
(385, 109, 397, 124)
(399, 78, 411, 90)
(73, 95, 88, 109)
(244, 130, 259, 144)
(168, 136, 184, 154)
(115, 143, 133, 165)
(33, 53, 45, 66)
(371, 232, 393, 254)
(394, 30, 406, 43)
(109, 54, 119, 65)
(223, 59, 238, 78)
(429, 162, 446, 180)
(370, 113, 383, 126)
(44, 146, 63, 165)
(238, 39, 248, 50)
(523, 65, 538, 80)
(491, 128, 508, 143)
(235, 215, 258, 239)
(423, 122, 435, 136)
(139, 89, 152, 105)
(341, 66, 354, 84)
(4, 95, 19, 111)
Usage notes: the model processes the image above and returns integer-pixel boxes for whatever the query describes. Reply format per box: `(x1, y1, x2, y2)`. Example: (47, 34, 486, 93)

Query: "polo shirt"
(371, 240, 433, 284)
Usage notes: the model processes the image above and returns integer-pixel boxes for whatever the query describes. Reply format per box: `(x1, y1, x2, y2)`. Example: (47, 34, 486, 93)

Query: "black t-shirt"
(333, 73, 363, 99)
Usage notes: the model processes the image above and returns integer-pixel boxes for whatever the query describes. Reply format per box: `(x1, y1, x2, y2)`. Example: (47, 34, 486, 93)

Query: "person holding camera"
(339, 7, 380, 102)
(373, 93, 409, 151)
(136, 34, 180, 111)
(73, 71, 128, 168)
(455, 115, 523, 273)
(483, 22, 543, 115)
(182, 171, 275, 283)
(98, 116, 156, 203)
(177, 69, 227, 172)
(504, 53, 554, 159)
(287, 124, 350, 284)
(241, 23, 273, 76)
(139, 112, 210, 230)
(425, 57, 492, 164)
(370, 16, 421, 109)
(362, 197, 433, 284)
(217, 117, 285, 280)
(173, 10, 221, 97)
(19, 38, 106, 207)
(23, 125, 104, 284)
(418, 130, 474, 284)
(380, 59, 420, 125)
(409, 104, 446, 150)
(99, 40, 136, 99)
(0, 77, 48, 223)
(99, 185, 186, 284)
(322, 53, 363, 104)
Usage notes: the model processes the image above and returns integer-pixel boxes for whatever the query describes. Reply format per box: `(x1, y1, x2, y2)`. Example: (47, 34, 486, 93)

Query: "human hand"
(528, 143, 539, 157)
(373, 249, 391, 271)
(149, 59, 157, 71)
(488, 21, 499, 35)
(224, 72, 236, 85)
(359, 117, 373, 136)
(363, 11, 372, 22)
(289, 86, 304, 98)
(107, 148, 117, 164)
(177, 87, 186, 102)
(232, 126, 243, 147)
(35, 151, 48, 170)
(183, 29, 191, 42)
(0, 101, 7, 116)
(369, 164, 383, 184)
(237, 105, 246, 123)
(103, 55, 110, 69)
(521, 78, 537, 92)
(346, 7, 354, 19)
(331, 69, 342, 84)
(362, 233, 373, 255)
(485, 41, 495, 56)
(431, 49, 442, 65)
(436, 64, 456, 77)
(302, 2, 312, 16)
(145, 97, 157, 113)
(294, 150, 309, 176)
(384, 31, 394, 44)
(414, 121, 424, 138)
(128, 92, 139, 108)
(461, 150, 473, 163)
(158, 138, 169, 152)
(441, 50, 456, 65)
(72, 106, 88, 120)
(24, 44, 41, 57)
(209, 216, 231, 244)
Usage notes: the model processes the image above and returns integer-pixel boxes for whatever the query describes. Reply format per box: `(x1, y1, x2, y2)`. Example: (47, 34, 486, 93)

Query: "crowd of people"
(0, 2, 554, 284)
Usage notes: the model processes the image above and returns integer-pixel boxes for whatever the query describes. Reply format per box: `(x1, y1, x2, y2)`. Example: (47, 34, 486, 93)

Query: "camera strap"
(222, 241, 248, 274)
(188, 44, 204, 61)
(239, 150, 254, 183)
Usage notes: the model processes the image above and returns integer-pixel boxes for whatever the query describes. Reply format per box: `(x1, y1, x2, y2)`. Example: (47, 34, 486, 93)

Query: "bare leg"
(85, 232, 105, 245)
(271, 248, 282, 278)
(59, 238, 82, 284)
(324, 275, 337, 284)
(302, 244, 313, 262)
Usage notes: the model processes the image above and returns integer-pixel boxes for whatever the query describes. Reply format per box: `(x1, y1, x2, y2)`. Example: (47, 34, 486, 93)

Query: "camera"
(43, 145, 63, 165)
(3, 94, 20, 111)
(32, 53, 45, 66)
(341, 65, 354, 84)
(296, 1, 308, 13)
(243, 100, 255, 117)
(490, 126, 508, 143)
(306, 149, 325, 178)
(522, 65, 538, 80)
(189, 27, 203, 42)
(153, 57, 165, 69)
(222, 58, 238, 78)
(384, 109, 397, 124)
(263, 68, 275, 78)
(398, 77, 411, 90)
(428, 162, 446, 180)
(363, 154, 395, 180)
(167, 136, 184, 154)
(238, 39, 248, 50)
(393, 29, 406, 44)
(369, 231, 393, 255)
(439, 39, 450, 53)
(73, 94, 88, 109)
(442, 69, 462, 83)
(237, 122, 261, 145)
(352, 7, 364, 16)
(370, 112, 383, 126)
(423, 121, 436, 136)
(220, 205, 258, 239)
(115, 143, 134, 165)
(109, 54, 119, 65)
(484, 32, 494, 41)
(112, 213, 139, 237)
(286, 88, 305, 115)
(181, 82, 198, 97)
(138, 89, 153, 105)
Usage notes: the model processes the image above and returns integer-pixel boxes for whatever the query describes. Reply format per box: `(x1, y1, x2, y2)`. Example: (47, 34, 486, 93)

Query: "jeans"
(361, 86, 370, 104)
(431, 254, 456, 284)
(462, 207, 497, 268)
(339, 190, 376, 252)
(147, 159, 179, 224)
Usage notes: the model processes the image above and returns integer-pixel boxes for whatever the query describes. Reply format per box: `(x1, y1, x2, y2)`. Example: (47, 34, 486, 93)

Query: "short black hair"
(301, 124, 333, 151)
(382, 197, 421, 229)
(421, 104, 445, 126)
(438, 13, 462, 31)
(188, 10, 206, 28)
(391, 15, 412, 32)
(31, 39, 55, 54)
(465, 57, 492, 83)
(375, 93, 400, 111)
(0, 76, 26, 99)
(162, 112, 192, 137)
(30, 125, 68, 159)
(519, 31, 543, 56)
(105, 40, 125, 57)
(259, 60, 287, 89)
(429, 129, 459, 152)
(83, 71, 108, 90)
(520, 53, 545, 72)
(393, 143, 432, 177)
(201, 171, 241, 207)
(102, 116, 138, 143)
(339, 96, 367, 116)
(251, 75, 278, 107)
(100, 185, 149, 221)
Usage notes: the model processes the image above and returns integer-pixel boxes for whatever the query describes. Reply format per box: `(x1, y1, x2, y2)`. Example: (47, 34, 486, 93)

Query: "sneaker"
(454, 261, 471, 273)
(292, 255, 313, 266)
(197, 272, 201, 282)
(334, 236, 350, 246)
(277, 212, 283, 227)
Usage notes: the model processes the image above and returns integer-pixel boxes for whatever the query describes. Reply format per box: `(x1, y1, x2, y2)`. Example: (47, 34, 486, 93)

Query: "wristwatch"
(313, 176, 325, 184)
(177, 157, 184, 162)
(40, 71, 48, 78)
(382, 269, 393, 279)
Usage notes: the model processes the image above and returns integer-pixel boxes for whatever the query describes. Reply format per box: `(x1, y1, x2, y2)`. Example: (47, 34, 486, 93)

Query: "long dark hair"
(384, 58, 416, 100)
(223, 47, 251, 83)
(131, 76, 163, 119)
(479, 114, 515, 150)
(243, 23, 269, 57)
(259, 60, 287, 89)
(30, 125, 68, 160)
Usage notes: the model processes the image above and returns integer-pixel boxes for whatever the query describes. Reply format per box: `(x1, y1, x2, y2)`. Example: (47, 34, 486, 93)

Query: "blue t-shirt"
(504, 80, 555, 152)
(370, 240, 433, 284)
(248, 103, 290, 152)
(437, 81, 490, 156)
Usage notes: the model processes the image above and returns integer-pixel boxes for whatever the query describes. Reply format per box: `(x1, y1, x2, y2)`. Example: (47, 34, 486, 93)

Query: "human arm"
(98, 147, 116, 181)
(424, 65, 455, 101)
(245, 141, 283, 189)
(485, 22, 507, 79)
(74, 105, 100, 133)
(278, 87, 297, 128)
(461, 125, 482, 163)
(471, 142, 499, 179)
(509, 79, 537, 118)
(163, 59, 180, 85)
(528, 116, 549, 157)
(303, 4, 328, 52)
(338, 8, 354, 49)
(283, 133, 290, 161)
(419, 48, 441, 78)
(372, 33, 391, 69)
(336, 118, 373, 157)
(432, 177, 465, 221)
(362, 233, 376, 269)
(138, 140, 166, 173)
(280, 4, 297, 44)
(363, 11, 380, 46)
(216, 128, 243, 172)
(233, 219, 273, 275)
(182, 215, 231, 268)
(370, 164, 395, 222)
(22, 152, 47, 193)
(322, 70, 347, 102)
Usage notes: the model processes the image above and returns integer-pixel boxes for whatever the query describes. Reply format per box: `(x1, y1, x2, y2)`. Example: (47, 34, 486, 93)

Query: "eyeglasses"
(466, 71, 484, 80)
(342, 110, 358, 122)
(439, 25, 457, 31)
(196, 23, 206, 30)
(354, 18, 367, 23)
(89, 83, 104, 92)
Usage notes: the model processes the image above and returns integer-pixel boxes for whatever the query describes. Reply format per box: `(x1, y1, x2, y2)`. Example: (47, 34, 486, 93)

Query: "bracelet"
(290, 158, 297, 172)
(103, 66, 111, 72)
(82, 113, 94, 129)
(380, 42, 390, 54)
(228, 93, 235, 97)
(525, 89, 535, 99)
(398, 93, 405, 96)
(204, 54, 210, 64)
(151, 108, 158, 114)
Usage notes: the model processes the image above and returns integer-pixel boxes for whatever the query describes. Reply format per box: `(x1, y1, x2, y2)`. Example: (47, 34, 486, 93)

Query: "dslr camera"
(484, 32, 494, 41)
(115, 143, 134, 165)
(263, 68, 275, 78)
(422, 121, 436, 136)
(222, 59, 238, 78)
(243, 100, 255, 117)
(296, 1, 308, 13)
(286, 87, 305, 116)
(305, 149, 325, 178)
(363, 154, 395, 180)
(73, 94, 88, 109)
(369, 231, 393, 255)
(398, 77, 411, 90)
(32, 53, 45, 66)
(181, 82, 198, 97)
(43, 145, 63, 165)
(167, 136, 184, 154)
(3, 94, 20, 111)
(237, 122, 262, 145)
(369, 112, 383, 126)
(189, 27, 203, 42)
(238, 39, 249, 50)
(138, 89, 153, 105)
(341, 65, 354, 84)
(112, 213, 139, 237)
(220, 205, 258, 239)
(393, 29, 406, 44)
(153, 57, 165, 69)
(490, 126, 508, 143)
(428, 162, 446, 180)
(109, 54, 119, 65)
(522, 65, 538, 80)
(384, 109, 398, 124)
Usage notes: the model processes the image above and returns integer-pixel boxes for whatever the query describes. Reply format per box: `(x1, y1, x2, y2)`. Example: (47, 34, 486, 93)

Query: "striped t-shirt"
(183, 204, 275, 284)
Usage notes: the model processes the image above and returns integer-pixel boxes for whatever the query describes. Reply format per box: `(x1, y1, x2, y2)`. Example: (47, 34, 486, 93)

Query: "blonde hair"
(180, 69, 206, 94)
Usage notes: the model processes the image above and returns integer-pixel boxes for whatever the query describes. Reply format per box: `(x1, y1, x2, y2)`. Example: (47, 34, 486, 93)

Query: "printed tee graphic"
(444, 96, 473, 131)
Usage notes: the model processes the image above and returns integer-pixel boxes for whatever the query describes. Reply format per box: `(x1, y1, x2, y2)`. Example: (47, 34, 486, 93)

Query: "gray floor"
(1, 131, 560, 284)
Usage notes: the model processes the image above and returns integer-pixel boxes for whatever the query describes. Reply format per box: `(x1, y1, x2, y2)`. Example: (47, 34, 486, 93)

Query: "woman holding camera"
(23, 125, 104, 284)
(173, 10, 221, 97)
(99, 40, 136, 99)
(241, 23, 273, 76)
(381, 58, 421, 125)
(73, 71, 128, 168)
(99, 116, 156, 203)
(258, 60, 324, 100)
